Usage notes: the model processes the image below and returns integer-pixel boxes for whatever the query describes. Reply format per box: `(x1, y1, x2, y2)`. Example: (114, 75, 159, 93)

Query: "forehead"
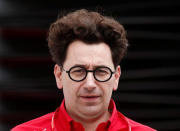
(63, 40, 114, 68)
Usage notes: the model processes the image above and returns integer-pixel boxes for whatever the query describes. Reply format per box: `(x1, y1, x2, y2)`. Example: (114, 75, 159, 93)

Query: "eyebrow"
(73, 64, 108, 69)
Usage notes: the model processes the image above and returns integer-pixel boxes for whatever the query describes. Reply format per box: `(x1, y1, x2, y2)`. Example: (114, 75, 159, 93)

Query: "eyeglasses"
(62, 66, 115, 82)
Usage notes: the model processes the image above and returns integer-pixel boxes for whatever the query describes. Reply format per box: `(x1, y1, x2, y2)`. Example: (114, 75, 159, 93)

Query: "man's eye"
(96, 69, 108, 75)
(74, 69, 84, 73)
(71, 69, 85, 74)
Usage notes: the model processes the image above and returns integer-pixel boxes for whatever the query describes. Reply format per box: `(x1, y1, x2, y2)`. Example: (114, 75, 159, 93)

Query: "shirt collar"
(52, 100, 72, 131)
(59, 99, 72, 123)
(108, 99, 117, 123)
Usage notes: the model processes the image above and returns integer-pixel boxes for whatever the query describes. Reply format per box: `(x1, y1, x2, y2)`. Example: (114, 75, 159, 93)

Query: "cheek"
(100, 81, 114, 97)
(110, 76, 118, 91)
(99, 82, 113, 107)
(62, 78, 80, 99)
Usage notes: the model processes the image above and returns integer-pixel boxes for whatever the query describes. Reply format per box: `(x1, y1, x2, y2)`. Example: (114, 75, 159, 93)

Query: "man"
(12, 9, 156, 131)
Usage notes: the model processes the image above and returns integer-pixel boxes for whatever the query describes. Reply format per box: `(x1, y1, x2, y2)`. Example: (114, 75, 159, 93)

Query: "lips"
(79, 95, 100, 101)
(80, 95, 100, 98)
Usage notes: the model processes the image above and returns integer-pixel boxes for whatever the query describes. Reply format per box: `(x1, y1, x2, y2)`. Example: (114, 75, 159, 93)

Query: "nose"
(83, 72, 96, 91)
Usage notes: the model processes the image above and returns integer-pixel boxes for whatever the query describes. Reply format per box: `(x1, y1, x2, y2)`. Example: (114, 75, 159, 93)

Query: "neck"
(71, 110, 111, 131)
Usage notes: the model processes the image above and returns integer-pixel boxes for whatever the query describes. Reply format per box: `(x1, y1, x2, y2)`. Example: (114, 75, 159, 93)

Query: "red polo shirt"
(11, 99, 156, 131)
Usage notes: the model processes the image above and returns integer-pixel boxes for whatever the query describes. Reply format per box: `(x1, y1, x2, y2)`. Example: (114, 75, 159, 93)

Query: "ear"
(113, 65, 121, 91)
(54, 64, 63, 89)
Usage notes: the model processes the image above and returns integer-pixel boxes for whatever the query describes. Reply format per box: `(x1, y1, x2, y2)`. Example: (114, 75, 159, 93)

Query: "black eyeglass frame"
(62, 65, 115, 82)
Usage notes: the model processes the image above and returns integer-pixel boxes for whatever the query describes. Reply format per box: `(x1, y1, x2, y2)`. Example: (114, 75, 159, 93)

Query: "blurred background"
(0, 0, 180, 131)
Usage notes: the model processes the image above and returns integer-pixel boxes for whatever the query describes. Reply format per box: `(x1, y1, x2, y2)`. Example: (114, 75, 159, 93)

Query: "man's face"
(54, 40, 121, 120)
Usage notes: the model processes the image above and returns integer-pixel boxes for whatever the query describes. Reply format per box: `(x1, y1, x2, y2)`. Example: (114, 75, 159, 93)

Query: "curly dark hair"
(48, 9, 128, 67)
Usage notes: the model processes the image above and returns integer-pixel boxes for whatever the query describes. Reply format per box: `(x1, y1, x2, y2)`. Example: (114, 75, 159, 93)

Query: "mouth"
(80, 95, 100, 101)
(81, 96, 99, 98)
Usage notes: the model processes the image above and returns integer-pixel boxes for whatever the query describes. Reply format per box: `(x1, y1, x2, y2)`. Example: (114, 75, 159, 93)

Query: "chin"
(80, 104, 105, 116)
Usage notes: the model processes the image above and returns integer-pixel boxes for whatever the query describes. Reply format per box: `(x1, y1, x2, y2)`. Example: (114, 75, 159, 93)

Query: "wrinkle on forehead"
(64, 40, 114, 69)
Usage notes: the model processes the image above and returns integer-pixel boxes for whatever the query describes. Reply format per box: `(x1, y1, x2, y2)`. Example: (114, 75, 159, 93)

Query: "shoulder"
(115, 111, 156, 131)
(11, 112, 53, 131)
(127, 117, 157, 131)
